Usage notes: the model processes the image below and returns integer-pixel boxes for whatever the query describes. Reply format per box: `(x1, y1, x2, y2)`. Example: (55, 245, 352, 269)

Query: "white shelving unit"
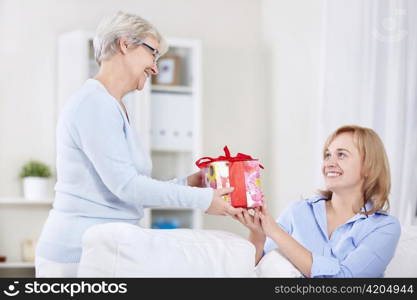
(151, 85, 193, 94)
(57, 31, 203, 230)
(0, 197, 53, 205)
(0, 197, 50, 277)
(144, 38, 203, 229)
(0, 262, 36, 278)
(0, 262, 35, 269)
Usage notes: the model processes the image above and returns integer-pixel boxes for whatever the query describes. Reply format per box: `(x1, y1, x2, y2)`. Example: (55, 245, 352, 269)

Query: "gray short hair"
(93, 11, 168, 65)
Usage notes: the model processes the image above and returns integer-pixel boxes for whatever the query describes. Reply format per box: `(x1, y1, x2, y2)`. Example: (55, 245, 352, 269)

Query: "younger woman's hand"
(233, 208, 262, 234)
(258, 204, 280, 237)
(233, 208, 266, 244)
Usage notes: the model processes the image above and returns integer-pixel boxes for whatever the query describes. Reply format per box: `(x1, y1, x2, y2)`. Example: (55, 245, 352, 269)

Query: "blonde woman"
(235, 125, 401, 277)
(35, 12, 241, 277)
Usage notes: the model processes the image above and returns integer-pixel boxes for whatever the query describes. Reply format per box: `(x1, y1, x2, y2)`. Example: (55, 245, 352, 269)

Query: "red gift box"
(195, 146, 264, 208)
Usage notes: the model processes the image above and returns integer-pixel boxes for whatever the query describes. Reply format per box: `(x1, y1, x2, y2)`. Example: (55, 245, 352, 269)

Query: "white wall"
(0, 0, 268, 254)
(261, 0, 324, 214)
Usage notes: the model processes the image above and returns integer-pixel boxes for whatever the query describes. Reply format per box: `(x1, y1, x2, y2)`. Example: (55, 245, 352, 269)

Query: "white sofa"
(77, 222, 417, 277)
(77, 223, 257, 277)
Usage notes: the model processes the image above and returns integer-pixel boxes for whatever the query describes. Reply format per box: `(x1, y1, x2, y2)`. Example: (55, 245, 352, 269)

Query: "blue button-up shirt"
(264, 195, 401, 277)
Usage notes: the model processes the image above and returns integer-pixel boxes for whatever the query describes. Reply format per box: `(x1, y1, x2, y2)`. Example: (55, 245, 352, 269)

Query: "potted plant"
(20, 160, 52, 201)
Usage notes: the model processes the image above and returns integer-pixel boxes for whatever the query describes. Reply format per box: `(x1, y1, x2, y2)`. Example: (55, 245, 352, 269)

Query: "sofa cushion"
(78, 222, 256, 277)
(255, 249, 302, 277)
(385, 225, 417, 277)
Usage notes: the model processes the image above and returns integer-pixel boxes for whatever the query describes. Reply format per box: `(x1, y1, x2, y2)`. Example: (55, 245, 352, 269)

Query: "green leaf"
(20, 160, 52, 178)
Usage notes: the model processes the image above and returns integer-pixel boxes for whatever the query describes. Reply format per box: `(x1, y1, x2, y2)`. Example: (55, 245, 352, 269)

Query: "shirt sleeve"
(310, 218, 401, 278)
(71, 93, 212, 211)
(277, 202, 296, 234)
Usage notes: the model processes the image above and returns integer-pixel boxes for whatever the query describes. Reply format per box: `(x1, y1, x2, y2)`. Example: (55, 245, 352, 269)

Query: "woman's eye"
(324, 153, 330, 159)
(338, 152, 346, 158)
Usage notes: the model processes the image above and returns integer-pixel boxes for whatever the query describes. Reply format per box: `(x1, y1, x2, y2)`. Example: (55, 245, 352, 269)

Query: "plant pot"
(22, 177, 49, 201)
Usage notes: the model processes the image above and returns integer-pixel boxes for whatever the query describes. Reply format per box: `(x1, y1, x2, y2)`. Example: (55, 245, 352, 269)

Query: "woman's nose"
(324, 155, 337, 167)
(150, 63, 158, 75)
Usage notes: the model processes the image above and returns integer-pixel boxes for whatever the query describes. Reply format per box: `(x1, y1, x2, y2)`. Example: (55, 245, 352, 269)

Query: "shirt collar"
(306, 195, 327, 204)
(307, 195, 388, 219)
(307, 195, 388, 241)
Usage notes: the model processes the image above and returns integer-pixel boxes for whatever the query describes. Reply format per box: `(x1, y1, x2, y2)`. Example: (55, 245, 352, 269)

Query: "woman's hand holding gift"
(231, 201, 279, 240)
(205, 187, 244, 216)
(187, 171, 204, 187)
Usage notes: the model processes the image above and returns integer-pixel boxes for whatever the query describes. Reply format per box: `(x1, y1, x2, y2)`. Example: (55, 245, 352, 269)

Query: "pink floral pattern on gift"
(244, 161, 264, 207)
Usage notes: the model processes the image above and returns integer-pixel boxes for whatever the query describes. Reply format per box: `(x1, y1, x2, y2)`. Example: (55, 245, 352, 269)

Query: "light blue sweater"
(36, 79, 213, 263)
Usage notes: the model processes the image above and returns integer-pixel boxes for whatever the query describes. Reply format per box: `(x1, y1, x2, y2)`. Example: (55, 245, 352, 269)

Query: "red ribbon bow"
(195, 146, 264, 169)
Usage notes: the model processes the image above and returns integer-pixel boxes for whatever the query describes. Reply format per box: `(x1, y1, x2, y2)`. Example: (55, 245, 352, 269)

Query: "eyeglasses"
(138, 41, 160, 63)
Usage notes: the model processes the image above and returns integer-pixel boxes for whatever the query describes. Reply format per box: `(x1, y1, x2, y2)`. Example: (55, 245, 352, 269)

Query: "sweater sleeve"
(71, 93, 212, 211)
(167, 177, 188, 186)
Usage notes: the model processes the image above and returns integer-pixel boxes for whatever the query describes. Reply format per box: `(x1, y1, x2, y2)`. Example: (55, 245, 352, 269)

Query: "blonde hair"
(319, 125, 391, 215)
(93, 11, 168, 65)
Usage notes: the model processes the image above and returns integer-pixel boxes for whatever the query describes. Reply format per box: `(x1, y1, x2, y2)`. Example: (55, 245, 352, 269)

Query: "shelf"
(0, 262, 34, 268)
(150, 208, 196, 229)
(151, 147, 193, 153)
(151, 85, 193, 94)
(0, 197, 53, 205)
(149, 207, 196, 211)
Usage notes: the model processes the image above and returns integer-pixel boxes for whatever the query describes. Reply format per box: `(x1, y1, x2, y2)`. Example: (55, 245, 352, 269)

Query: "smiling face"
(123, 35, 159, 91)
(322, 132, 365, 194)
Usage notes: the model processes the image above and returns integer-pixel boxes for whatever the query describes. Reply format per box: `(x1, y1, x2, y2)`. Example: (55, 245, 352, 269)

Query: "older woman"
(235, 125, 401, 277)
(35, 11, 242, 277)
